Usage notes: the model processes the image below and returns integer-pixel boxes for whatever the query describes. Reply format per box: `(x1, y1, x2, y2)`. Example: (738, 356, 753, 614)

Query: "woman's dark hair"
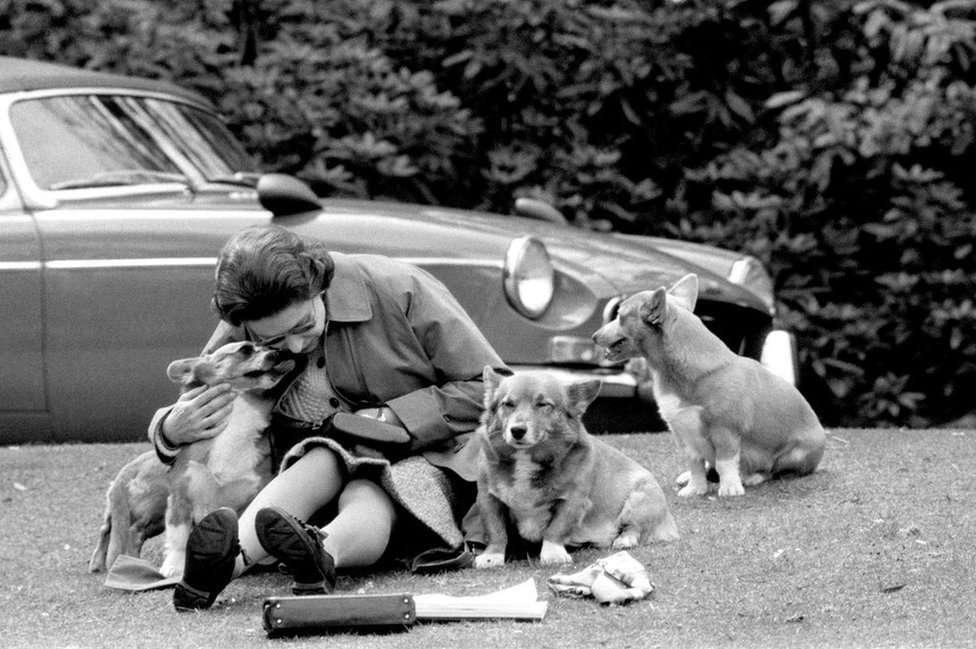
(212, 225, 335, 326)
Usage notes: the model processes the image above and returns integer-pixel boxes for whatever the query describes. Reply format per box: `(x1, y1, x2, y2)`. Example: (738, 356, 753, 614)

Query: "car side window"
(9, 95, 184, 191)
(9, 94, 257, 192)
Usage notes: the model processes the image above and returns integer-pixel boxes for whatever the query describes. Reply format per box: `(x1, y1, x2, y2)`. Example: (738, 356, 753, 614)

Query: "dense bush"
(674, 1, 976, 426)
(1, 0, 973, 427)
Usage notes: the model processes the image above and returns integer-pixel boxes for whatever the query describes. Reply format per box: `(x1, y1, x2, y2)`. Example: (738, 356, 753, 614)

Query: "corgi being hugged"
(592, 274, 826, 497)
(89, 341, 294, 577)
(473, 367, 678, 569)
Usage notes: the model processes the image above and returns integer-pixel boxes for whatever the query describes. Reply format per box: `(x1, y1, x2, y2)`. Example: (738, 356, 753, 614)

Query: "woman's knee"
(338, 479, 394, 515)
(263, 445, 345, 502)
(289, 445, 342, 475)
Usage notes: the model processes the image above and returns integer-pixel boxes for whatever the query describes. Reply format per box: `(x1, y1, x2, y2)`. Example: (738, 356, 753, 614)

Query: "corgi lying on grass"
(473, 367, 678, 569)
(89, 341, 294, 576)
(592, 274, 826, 497)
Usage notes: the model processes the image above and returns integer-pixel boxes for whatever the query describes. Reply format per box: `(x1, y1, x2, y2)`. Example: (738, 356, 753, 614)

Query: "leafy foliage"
(676, 1, 976, 426)
(1, 0, 973, 426)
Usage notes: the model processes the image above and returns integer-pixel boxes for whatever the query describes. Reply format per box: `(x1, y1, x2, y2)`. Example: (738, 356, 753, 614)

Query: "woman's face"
(243, 295, 326, 354)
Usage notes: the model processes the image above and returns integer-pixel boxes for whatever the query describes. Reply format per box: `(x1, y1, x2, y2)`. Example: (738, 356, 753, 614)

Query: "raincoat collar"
(324, 253, 373, 323)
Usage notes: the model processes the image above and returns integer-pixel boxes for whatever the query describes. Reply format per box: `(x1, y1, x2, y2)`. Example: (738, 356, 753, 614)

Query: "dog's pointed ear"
(567, 379, 602, 416)
(167, 357, 213, 385)
(166, 358, 198, 384)
(640, 288, 668, 326)
(482, 365, 504, 406)
(668, 273, 699, 312)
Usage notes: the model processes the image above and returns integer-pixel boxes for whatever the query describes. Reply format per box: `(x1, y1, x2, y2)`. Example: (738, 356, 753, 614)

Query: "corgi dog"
(592, 274, 826, 497)
(89, 341, 294, 576)
(473, 367, 678, 569)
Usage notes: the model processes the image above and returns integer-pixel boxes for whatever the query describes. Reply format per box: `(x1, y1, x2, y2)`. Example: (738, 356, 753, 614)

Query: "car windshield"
(9, 94, 258, 191)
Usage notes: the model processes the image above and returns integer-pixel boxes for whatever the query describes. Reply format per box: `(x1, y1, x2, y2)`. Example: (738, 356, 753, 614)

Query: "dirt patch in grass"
(1, 428, 973, 648)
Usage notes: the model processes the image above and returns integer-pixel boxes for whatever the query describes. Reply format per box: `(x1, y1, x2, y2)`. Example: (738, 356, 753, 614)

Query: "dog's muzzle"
(504, 423, 535, 448)
(265, 349, 299, 374)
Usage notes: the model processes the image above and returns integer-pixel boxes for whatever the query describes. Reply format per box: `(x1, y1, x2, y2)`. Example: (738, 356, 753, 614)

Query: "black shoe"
(255, 506, 336, 595)
(173, 507, 239, 612)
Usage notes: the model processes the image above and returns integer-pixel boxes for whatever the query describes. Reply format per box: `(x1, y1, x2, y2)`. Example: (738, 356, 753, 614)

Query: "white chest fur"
(207, 395, 271, 484)
(650, 369, 707, 454)
(649, 369, 689, 422)
(494, 451, 537, 505)
(492, 450, 552, 541)
(498, 451, 538, 498)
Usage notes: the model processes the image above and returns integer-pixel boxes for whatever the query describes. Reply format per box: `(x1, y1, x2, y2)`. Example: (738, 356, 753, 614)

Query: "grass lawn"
(1, 428, 974, 649)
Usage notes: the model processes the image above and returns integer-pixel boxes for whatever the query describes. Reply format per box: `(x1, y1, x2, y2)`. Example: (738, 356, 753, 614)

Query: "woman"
(149, 224, 506, 611)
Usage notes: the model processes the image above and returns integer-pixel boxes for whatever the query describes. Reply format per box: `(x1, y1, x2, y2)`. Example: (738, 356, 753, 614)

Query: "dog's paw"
(159, 553, 185, 579)
(717, 480, 745, 497)
(677, 482, 708, 498)
(539, 540, 572, 565)
(742, 472, 768, 487)
(474, 552, 506, 569)
(611, 531, 639, 550)
(675, 470, 691, 487)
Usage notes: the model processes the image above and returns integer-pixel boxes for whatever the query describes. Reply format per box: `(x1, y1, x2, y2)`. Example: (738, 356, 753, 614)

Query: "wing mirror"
(513, 197, 568, 225)
(257, 173, 321, 217)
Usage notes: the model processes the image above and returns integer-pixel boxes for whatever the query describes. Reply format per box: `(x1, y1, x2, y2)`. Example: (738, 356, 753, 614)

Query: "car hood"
(305, 198, 768, 311)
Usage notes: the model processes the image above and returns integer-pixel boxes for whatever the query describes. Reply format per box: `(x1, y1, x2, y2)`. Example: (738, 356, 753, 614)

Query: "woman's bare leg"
(232, 447, 344, 576)
(321, 479, 396, 568)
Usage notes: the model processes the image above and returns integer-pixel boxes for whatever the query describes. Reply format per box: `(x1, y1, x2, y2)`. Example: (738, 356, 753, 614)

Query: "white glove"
(548, 551, 654, 605)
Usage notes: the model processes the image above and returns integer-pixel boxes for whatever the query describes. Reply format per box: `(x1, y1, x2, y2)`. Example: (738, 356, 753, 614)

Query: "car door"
(1, 88, 274, 442)
(35, 203, 269, 442)
(0, 160, 53, 442)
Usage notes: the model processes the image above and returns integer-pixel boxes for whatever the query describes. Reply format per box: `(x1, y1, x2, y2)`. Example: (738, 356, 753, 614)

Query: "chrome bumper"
(509, 364, 638, 399)
(760, 329, 798, 385)
(518, 328, 798, 399)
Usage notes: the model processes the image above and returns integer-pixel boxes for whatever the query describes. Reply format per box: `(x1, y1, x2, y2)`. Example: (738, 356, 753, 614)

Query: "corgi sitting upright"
(592, 274, 826, 497)
(89, 341, 294, 577)
(473, 367, 678, 569)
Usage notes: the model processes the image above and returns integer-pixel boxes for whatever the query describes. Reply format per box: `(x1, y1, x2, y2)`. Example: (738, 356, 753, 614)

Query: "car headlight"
(503, 236, 555, 319)
(729, 255, 775, 314)
(760, 330, 798, 385)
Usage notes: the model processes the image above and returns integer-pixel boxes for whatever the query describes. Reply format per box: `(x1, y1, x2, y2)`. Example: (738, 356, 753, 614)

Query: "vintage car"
(0, 56, 795, 444)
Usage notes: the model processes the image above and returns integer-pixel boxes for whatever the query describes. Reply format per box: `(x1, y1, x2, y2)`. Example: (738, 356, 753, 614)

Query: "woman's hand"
(160, 384, 236, 446)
